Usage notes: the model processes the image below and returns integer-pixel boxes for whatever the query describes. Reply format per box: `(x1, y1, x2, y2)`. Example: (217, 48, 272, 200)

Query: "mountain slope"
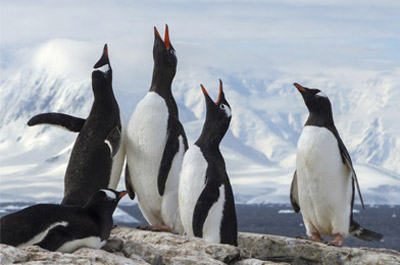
(0, 40, 399, 205)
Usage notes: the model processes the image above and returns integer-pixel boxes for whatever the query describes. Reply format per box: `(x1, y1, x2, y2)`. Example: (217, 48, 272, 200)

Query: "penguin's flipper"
(124, 164, 135, 200)
(192, 178, 220, 238)
(337, 136, 365, 209)
(36, 224, 72, 251)
(290, 170, 300, 213)
(157, 125, 181, 196)
(27, 113, 86, 132)
(104, 127, 121, 158)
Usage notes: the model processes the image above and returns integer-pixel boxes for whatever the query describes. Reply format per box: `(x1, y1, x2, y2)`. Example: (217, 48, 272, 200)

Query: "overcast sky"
(1, 1, 399, 85)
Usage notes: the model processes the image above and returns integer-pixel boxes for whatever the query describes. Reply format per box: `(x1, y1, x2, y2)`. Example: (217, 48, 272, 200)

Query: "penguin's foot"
(327, 234, 343, 247)
(311, 232, 324, 243)
(136, 225, 172, 233)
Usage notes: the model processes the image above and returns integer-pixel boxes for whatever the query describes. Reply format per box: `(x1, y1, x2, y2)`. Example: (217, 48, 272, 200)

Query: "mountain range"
(0, 39, 399, 205)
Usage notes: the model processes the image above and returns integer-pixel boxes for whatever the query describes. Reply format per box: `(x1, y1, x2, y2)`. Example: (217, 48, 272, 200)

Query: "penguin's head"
(85, 189, 127, 212)
(294, 83, 332, 117)
(198, 80, 232, 145)
(153, 24, 177, 80)
(92, 44, 112, 97)
(98, 189, 127, 202)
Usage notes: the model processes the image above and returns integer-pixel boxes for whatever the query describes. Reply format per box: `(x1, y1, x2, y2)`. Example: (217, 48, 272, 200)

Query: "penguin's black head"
(294, 83, 333, 115)
(197, 80, 232, 146)
(85, 189, 127, 211)
(152, 24, 177, 86)
(92, 44, 113, 97)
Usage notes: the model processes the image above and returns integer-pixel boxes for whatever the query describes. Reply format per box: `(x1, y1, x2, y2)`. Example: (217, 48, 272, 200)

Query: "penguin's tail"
(350, 221, 383, 242)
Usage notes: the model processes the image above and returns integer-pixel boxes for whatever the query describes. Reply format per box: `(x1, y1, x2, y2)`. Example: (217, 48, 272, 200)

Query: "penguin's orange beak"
(200, 84, 209, 96)
(294, 83, 308, 92)
(118, 191, 127, 199)
(216, 79, 223, 105)
(154, 24, 171, 51)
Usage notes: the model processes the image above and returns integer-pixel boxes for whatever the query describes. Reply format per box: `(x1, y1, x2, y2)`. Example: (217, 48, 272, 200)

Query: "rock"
(0, 244, 147, 265)
(234, 259, 289, 265)
(238, 232, 400, 265)
(110, 226, 242, 264)
(1, 226, 399, 265)
(0, 244, 29, 264)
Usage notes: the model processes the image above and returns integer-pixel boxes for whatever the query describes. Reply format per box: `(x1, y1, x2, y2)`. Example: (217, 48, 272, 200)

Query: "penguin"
(0, 189, 126, 253)
(290, 82, 383, 246)
(179, 80, 238, 246)
(27, 44, 125, 206)
(125, 25, 188, 233)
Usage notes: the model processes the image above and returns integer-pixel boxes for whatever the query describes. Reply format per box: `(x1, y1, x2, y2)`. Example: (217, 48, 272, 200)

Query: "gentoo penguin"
(125, 25, 188, 233)
(290, 82, 383, 246)
(27, 44, 125, 206)
(0, 189, 126, 253)
(179, 80, 238, 246)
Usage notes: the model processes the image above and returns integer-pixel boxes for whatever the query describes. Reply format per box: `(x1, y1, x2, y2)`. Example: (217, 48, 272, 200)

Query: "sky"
(1, 0, 399, 91)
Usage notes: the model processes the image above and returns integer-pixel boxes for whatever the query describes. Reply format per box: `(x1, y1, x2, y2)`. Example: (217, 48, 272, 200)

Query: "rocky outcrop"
(0, 226, 399, 265)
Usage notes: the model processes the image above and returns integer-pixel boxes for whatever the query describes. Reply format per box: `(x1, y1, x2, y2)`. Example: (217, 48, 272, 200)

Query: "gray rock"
(234, 258, 290, 265)
(0, 244, 148, 265)
(238, 232, 400, 265)
(0, 244, 30, 264)
(1, 227, 399, 265)
(111, 226, 244, 264)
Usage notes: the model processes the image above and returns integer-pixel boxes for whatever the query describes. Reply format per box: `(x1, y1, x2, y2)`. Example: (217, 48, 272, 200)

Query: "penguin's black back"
(0, 189, 121, 250)
(61, 72, 121, 207)
(0, 204, 98, 248)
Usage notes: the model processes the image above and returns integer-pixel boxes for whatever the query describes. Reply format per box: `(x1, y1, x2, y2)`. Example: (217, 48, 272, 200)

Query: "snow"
(0, 1, 399, 207)
(278, 210, 295, 214)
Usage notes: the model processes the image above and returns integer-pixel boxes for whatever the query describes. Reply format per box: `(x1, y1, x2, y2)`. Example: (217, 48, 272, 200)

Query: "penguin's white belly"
(202, 185, 225, 244)
(56, 236, 105, 253)
(296, 126, 352, 237)
(126, 92, 168, 221)
(179, 145, 208, 236)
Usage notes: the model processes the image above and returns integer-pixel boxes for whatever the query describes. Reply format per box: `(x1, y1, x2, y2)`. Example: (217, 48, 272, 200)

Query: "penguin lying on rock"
(27, 44, 125, 207)
(0, 189, 126, 253)
(291, 82, 383, 246)
(179, 80, 238, 246)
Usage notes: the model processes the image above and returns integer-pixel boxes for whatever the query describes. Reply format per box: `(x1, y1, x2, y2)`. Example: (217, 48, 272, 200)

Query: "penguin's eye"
(101, 189, 117, 201)
(219, 104, 232, 117)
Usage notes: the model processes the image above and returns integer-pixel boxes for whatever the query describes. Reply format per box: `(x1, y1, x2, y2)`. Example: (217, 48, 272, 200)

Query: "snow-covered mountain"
(0, 40, 399, 205)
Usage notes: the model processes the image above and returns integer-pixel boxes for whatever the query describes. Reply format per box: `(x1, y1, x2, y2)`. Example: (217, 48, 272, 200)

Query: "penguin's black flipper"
(27, 113, 86, 132)
(290, 171, 300, 213)
(104, 127, 121, 158)
(192, 177, 220, 238)
(157, 121, 188, 196)
(334, 129, 365, 209)
(326, 125, 365, 209)
(36, 224, 72, 251)
(125, 164, 135, 200)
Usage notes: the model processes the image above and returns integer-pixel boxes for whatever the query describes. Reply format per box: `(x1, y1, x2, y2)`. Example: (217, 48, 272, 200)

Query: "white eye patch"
(316, 91, 328, 98)
(220, 104, 232, 117)
(100, 189, 116, 200)
(94, 64, 110, 73)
